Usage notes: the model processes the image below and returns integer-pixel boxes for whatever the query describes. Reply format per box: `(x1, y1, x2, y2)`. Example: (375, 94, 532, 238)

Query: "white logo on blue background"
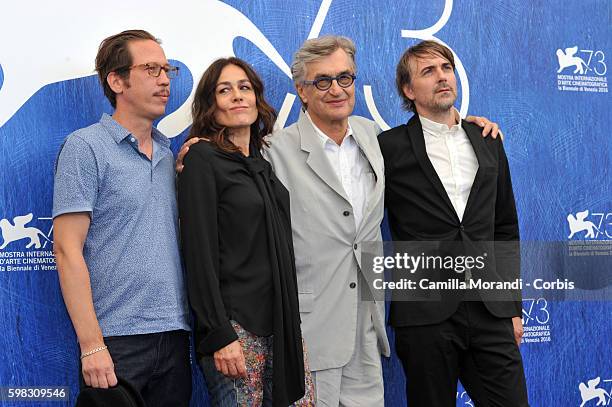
(557, 46, 589, 74)
(556, 46, 608, 93)
(567, 210, 612, 240)
(0, 213, 53, 250)
(568, 210, 600, 239)
(579, 377, 612, 406)
(521, 298, 552, 344)
(0, 0, 292, 137)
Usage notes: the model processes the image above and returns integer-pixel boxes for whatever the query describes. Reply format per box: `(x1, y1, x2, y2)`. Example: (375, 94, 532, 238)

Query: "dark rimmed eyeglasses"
(302, 73, 356, 91)
(123, 63, 179, 79)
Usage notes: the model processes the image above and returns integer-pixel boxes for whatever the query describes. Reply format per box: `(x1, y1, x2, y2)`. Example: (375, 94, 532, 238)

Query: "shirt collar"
(305, 111, 354, 147)
(99, 113, 170, 148)
(419, 108, 461, 138)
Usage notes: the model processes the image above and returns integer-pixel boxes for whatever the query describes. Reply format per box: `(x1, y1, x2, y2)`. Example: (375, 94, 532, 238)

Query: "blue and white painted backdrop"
(0, 0, 610, 406)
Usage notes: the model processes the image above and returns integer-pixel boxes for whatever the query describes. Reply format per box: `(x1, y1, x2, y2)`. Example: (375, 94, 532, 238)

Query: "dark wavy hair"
(188, 57, 276, 152)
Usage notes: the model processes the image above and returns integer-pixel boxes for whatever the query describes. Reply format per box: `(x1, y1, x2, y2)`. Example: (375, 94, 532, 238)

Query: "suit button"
(459, 225, 465, 230)
(349, 282, 356, 289)
(343, 210, 350, 216)
(353, 244, 358, 250)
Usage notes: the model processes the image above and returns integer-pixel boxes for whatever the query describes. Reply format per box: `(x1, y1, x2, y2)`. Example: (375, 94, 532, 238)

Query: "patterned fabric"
(52, 113, 190, 336)
(233, 320, 271, 405)
(294, 344, 316, 407)
(201, 320, 315, 406)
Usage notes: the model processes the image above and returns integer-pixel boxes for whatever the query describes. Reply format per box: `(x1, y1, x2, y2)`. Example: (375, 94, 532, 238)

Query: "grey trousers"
(311, 300, 384, 406)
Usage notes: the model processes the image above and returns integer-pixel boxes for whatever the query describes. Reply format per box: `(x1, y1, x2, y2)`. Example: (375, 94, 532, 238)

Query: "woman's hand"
(214, 340, 247, 378)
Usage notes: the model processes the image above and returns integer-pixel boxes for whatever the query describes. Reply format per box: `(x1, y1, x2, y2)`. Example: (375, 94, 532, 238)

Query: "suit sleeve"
(494, 139, 522, 316)
(178, 148, 238, 354)
(262, 144, 275, 172)
(494, 140, 519, 242)
(262, 139, 286, 186)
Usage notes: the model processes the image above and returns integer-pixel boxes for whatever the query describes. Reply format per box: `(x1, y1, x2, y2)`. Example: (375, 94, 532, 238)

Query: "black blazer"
(379, 114, 522, 327)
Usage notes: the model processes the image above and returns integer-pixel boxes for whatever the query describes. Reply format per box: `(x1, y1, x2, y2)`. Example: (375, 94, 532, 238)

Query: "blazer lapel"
(407, 115, 458, 220)
(349, 117, 384, 224)
(297, 111, 350, 203)
(350, 117, 383, 184)
(349, 117, 385, 203)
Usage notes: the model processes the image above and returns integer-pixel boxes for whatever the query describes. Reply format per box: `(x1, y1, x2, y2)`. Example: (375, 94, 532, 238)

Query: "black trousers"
(80, 330, 192, 407)
(394, 301, 529, 407)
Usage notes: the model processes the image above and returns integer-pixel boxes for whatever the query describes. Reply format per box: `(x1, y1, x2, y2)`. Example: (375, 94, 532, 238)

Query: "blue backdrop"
(0, 0, 610, 406)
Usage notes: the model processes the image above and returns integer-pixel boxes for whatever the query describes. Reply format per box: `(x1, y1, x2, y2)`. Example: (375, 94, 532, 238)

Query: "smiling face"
(296, 48, 356, 128)
(213, 64, 258, 130)
(113, 39, 171, 121)
(402, 52, 457, 118)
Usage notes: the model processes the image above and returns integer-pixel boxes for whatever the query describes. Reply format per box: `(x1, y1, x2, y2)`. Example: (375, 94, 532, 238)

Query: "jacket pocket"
(298, 292, 314, 313)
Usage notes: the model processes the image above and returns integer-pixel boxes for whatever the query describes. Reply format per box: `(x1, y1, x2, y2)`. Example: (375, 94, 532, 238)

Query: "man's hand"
(512, 316, 524, 346)
(81, 348, 118, 388)
(176, 137, 204, 173)
(214, 340, 247, 378)
(465, 115, 503, 140)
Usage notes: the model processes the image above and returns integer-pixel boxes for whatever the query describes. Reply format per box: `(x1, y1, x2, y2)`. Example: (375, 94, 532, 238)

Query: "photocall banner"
(0, 0, 609, 405)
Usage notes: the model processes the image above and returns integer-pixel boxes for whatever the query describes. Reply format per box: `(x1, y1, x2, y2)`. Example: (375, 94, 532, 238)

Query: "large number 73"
(522, 298, 550, 326)
(364, 0, 471, 130)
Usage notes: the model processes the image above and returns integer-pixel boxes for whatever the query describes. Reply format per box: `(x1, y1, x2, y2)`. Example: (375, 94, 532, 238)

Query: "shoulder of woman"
(186, 138, 222, 160)
(179, 140, 217, 172)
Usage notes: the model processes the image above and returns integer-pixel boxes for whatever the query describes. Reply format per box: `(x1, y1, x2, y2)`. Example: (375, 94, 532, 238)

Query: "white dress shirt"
(420, 109, 479, 221)
(306, 112, 374, 229)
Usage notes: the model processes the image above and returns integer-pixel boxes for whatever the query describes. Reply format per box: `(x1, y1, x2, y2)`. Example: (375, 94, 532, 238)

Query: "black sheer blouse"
(178, 140, 305, 405)
(178, 141, 275, 353)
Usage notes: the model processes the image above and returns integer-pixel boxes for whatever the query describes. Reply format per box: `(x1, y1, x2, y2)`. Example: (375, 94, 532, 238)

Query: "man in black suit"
(378, 40, 529, 406)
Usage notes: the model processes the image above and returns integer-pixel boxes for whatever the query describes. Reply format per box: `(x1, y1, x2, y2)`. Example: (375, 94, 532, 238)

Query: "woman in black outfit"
(178, 57, 313, 406)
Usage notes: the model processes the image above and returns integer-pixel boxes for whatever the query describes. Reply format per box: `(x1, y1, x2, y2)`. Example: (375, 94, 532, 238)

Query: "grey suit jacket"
(264, 112, 390, 371)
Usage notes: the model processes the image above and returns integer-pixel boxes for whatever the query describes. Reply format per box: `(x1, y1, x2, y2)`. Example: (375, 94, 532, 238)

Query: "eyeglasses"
(302, 73, 356, 91)
(126, 63, 179, 79)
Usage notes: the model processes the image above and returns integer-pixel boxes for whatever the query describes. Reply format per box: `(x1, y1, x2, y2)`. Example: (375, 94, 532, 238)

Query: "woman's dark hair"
(189, 57, 277, 152)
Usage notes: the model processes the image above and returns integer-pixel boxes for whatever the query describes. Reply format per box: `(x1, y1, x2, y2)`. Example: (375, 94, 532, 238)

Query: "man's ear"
(402, 83, 414, 101)
(296, 82, 308, 106)
(107, 72, 126, 95)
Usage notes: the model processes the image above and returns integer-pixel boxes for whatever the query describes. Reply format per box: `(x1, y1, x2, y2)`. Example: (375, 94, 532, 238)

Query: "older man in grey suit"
(264, 36, 389, 406)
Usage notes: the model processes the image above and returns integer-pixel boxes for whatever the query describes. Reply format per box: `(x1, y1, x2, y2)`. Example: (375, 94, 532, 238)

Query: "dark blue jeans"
(80, 330, 192, 407)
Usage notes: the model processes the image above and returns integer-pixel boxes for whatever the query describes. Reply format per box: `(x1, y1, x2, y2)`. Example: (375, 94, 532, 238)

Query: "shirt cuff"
(200, 320, 239, 354)
(514, 301, 523, 317)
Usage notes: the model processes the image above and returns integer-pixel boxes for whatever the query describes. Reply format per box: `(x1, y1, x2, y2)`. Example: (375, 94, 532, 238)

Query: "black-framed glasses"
(302, 73, 356, 91)
(126, 63, 179, 79)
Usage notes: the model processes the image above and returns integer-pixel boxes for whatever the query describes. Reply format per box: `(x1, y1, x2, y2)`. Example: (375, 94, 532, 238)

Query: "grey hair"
(291, 35, 357, 84)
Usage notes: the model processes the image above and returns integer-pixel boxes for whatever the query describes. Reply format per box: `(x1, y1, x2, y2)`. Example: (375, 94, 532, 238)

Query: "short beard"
(430, 90, 456, 113)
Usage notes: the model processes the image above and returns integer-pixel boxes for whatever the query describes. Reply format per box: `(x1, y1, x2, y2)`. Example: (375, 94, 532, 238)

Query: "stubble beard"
(430, 89, 457, 114)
